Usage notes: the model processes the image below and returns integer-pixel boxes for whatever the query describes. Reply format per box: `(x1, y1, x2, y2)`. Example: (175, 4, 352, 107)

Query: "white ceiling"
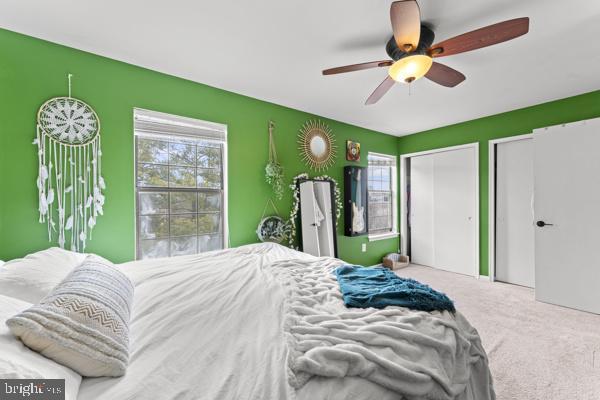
(2, 0, 600, 136)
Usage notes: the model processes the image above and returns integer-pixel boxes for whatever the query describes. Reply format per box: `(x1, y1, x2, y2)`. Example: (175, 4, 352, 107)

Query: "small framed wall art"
(346, 140, 360, 161)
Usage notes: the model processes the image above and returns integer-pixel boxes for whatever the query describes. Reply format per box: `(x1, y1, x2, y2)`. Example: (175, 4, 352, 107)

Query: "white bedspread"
(73, 243, 493, 400)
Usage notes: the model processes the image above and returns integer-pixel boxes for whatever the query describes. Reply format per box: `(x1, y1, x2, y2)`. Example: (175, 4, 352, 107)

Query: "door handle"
(536, 220, 554, 227)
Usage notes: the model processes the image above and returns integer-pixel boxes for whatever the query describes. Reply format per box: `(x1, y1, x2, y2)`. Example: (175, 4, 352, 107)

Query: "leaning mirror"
(298, 120, 337, 171)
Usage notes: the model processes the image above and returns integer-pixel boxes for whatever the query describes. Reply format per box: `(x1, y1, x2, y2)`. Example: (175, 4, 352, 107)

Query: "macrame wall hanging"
(265, 120, 284, 200)
(34, 74, 105, 252)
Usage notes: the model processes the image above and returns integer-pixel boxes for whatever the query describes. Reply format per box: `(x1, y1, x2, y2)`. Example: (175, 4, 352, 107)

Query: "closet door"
(495, 139, 535, 287)
(432, 148, 477, 276)
(534, 119, 600, 314)
(409, 155, 435, 267)
(410, 147, 478, 276)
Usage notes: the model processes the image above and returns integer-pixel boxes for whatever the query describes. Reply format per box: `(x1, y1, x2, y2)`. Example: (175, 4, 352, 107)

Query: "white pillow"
(0, 247, 86, 303)
(7, 255, 134, 377)
(0, 294, 81, 400)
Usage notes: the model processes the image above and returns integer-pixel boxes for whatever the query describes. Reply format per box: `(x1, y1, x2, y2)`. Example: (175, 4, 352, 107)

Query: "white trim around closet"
(487, 133, 533, 282)
(400, 142, 480, 278)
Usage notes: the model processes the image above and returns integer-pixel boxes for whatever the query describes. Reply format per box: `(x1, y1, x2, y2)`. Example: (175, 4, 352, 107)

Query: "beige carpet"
(395, 265, 600, 400)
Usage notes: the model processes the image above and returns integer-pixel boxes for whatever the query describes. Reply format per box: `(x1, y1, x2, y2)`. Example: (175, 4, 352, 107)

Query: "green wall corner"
(398, 89, 600, 276)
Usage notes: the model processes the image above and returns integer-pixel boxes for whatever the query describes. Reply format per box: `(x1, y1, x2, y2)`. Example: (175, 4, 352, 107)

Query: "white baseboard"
(478, 275, 491, 281)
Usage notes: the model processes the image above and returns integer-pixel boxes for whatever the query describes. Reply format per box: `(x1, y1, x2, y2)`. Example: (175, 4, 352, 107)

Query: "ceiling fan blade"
(390, 0, 421, 53)
(322, 60, 393, 75)
(425, 62, 466, 87)
(365, 76, 395, 105)
(429, 17, 529, 58)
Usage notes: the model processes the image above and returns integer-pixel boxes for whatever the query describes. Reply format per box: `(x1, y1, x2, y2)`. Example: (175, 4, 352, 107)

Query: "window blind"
(134, 108, 227, 142)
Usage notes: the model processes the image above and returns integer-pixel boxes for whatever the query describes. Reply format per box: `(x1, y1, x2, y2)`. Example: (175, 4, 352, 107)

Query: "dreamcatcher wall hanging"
(33, 74, 105, 252)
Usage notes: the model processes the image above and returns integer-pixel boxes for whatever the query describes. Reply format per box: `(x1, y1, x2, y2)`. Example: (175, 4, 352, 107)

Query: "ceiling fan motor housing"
(386, 24, 435, 61)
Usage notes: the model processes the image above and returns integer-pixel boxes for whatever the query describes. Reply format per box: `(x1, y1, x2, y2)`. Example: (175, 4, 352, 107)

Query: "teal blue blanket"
(335, 265, 455, 312)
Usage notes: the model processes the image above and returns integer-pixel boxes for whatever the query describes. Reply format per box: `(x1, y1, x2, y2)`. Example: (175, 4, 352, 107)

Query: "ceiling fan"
(322, 1, 529, 105)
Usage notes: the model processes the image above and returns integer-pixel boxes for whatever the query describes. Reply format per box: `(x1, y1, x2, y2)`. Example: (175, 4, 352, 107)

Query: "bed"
(1, 243, 494, 400)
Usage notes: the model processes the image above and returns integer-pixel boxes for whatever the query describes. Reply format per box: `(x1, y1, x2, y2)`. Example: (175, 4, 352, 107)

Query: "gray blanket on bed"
(269, 257, 495, 400)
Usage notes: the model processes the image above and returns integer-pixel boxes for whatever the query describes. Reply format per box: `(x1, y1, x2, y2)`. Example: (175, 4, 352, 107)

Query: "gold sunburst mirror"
(298, 120, 337, 171)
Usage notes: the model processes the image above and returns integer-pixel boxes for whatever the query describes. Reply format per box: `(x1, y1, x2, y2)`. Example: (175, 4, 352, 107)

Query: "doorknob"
(536, 220, 554, 227)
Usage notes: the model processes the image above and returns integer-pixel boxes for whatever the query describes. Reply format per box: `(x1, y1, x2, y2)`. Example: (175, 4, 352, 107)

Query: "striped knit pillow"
(6, 255, 134, 377)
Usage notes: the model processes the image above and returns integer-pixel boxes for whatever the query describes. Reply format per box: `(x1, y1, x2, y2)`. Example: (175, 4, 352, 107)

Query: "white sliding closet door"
(410, 156, 435, 266)
(410, 147, 477, 276)
(433, 148, 477, 275)
(496, 139, 535, 287)
(534, 119, 600, 314)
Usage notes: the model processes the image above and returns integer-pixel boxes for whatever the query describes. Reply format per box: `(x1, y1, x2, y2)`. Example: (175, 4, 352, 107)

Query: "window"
(367, 152, 397, 238)
(134, 109, 227, 259)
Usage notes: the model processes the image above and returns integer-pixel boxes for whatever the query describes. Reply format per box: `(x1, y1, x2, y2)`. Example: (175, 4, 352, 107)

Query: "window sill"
(368, 232, 399, 242)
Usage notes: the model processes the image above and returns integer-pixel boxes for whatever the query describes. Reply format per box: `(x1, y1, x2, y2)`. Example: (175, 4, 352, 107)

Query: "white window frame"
(367, 151, 399, 241)
(133, 108, 228, 259)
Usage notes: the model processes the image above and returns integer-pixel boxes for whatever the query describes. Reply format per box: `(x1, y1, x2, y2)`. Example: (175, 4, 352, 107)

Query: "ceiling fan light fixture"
(388, 54, 432, 83)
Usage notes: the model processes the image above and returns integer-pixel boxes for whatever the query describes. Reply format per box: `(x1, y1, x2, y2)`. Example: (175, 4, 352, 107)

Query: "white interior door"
(409, 155, 434, 267)
(410, 146, 478, 276)
(496, 139, 535, 287)
(534, 119, 600, 314)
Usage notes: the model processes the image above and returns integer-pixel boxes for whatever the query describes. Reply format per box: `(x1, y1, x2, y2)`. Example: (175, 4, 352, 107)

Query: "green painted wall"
(0, 29, 399, 265)
(398, 90, 600, 276)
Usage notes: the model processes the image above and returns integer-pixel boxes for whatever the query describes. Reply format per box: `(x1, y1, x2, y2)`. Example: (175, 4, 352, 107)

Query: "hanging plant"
(265, 163, 284, 199)
(265, 121, 285, 200)
(287, 173, 342, 249)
